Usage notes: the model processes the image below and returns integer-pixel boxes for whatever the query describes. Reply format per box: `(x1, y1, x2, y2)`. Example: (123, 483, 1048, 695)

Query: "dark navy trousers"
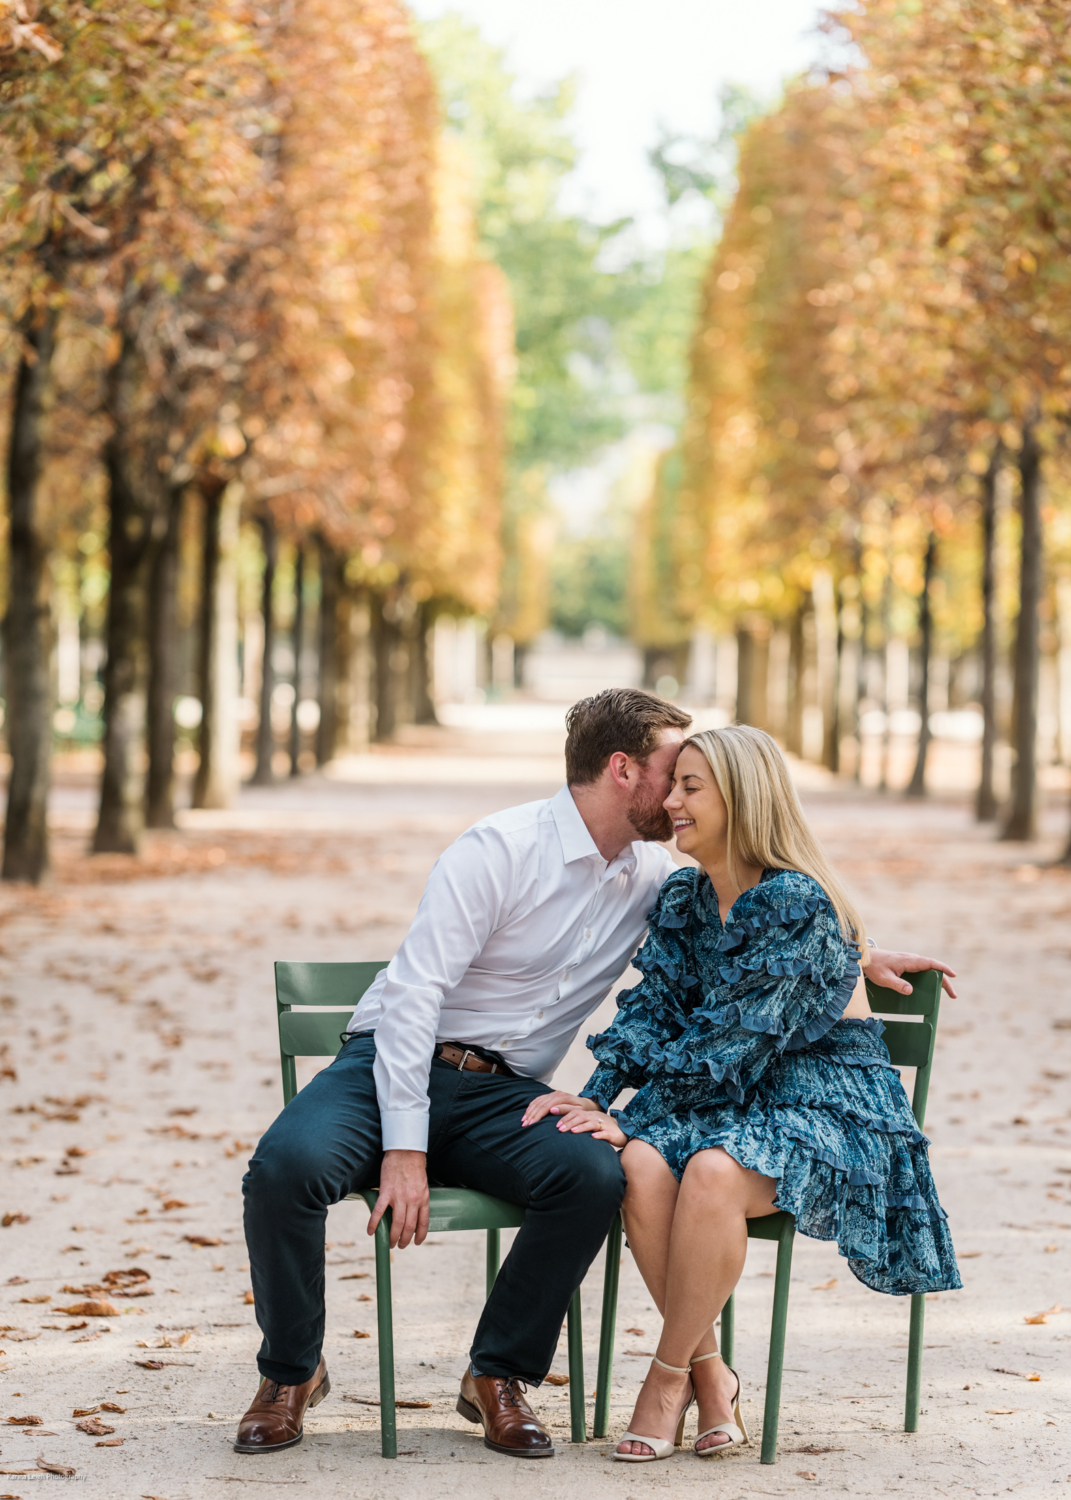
(242, 1033, 625, 1386)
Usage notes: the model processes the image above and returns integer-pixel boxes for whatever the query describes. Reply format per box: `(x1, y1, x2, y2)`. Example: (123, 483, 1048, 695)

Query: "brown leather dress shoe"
(233, 1357, 330, 1453)
(457, 1368, 554, 1458)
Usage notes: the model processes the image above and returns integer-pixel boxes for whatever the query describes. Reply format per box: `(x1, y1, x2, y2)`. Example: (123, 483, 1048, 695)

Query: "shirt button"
(563, 972, 569, 980)
(585, 929, 591, 939)
(538, 1011, 544, 1019)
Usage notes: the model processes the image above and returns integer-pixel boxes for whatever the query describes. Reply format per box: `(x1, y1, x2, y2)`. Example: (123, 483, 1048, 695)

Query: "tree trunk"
(94, 333, 158, 855)
(373, 594, 403, 743)
(252, 513, 277, 786)
(1002, 427, 1043, 840)
(192, 481, 242, 809)
(2, 305, 58, 883)
(289, 544, 305, 776)
(316, 539, 340, 766)
(145, 484, 183, 829)
(825, 612, 843, 774)
(412, 602, 438, 725)
(786, 606, 804, 756)
(976, 444, 1002, 821)
(907, 531, 937, 798)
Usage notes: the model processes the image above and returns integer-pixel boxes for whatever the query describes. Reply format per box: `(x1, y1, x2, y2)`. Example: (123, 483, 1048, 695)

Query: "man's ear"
(606, 751, 632, 791)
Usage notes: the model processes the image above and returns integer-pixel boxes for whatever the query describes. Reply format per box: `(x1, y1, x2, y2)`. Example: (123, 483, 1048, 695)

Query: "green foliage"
(550, 525, 630, 638)
(420, 14, 634, 475)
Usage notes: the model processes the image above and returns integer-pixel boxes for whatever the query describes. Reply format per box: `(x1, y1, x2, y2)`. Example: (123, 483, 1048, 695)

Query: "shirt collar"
(550, 785, 638, 875)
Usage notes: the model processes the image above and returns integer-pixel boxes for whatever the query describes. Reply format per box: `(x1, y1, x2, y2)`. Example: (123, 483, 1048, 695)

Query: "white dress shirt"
(348, 785, 676, 1152)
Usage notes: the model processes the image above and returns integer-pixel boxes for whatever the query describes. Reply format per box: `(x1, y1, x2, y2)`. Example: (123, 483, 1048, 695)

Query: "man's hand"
(367, 1149, 429, 1250)
(521, 1091, 600, 1129)
(868, 947, 958, 999)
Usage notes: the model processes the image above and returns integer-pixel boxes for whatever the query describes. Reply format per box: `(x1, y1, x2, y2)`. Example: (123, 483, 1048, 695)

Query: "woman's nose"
(663, 790, 680, 810)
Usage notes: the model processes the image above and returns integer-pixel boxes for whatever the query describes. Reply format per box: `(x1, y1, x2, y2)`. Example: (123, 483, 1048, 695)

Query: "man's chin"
(627, 811, 675, 843)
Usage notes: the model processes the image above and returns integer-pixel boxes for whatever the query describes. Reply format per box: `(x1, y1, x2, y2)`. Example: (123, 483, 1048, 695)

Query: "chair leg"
(760, 1220, 795, 1464)
(720, 1289, 735, 1370)
(904, 1293, 924, 1433)
(594, 1214, 622, 1438)
(485, 1227, 501, 1300)
(567, 1287, 586, 1443)
(374, 1210, 397, 1459)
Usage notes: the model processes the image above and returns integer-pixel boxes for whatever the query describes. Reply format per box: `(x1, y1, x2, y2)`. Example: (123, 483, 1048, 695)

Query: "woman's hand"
(552, 1106, 628, 1148)
(521, 1090, 599, 1128)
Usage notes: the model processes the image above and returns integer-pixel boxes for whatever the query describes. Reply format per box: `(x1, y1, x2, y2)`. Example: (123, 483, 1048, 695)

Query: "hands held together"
(521, 1090, 628, 1148)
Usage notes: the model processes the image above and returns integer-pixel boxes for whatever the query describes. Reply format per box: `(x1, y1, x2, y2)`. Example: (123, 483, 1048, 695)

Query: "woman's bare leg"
(658, 1147, 776, 1451)
(615, 1142, 690, 1456)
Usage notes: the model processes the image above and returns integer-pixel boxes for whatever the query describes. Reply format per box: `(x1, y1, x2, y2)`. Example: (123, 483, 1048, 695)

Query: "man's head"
(565, 688, 692, 842)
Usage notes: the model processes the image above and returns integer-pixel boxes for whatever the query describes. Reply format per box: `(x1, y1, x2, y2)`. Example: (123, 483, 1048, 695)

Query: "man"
(237, 688, 955, 1459)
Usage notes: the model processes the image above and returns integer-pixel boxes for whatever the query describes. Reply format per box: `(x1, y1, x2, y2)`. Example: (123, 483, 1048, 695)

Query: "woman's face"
(663, 744, 729, 863)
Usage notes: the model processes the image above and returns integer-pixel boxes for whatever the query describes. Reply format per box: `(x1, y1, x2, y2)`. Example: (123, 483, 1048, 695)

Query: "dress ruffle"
(583, 869, 961, 1298)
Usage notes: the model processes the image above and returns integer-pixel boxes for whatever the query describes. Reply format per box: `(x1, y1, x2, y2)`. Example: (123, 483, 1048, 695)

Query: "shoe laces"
(261, 1380, 286, 1405)
(499, 1376, 528, 1408)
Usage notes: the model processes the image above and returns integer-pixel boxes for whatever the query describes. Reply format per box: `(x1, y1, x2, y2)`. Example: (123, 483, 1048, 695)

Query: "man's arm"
(867, 947, 957, 999)
(367, 827, 511, 1249)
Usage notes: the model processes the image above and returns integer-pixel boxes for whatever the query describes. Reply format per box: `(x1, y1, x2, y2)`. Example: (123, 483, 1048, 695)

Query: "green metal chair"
(274, 960, 592, 1457)
(592, 970, 944, 1463)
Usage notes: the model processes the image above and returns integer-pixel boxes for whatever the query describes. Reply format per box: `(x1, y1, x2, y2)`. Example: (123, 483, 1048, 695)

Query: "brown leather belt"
(435, 1041, 510, 1075)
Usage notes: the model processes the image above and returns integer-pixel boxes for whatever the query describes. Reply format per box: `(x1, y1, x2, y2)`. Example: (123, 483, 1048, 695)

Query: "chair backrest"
(274, 960, 389, 1105)
(865, 969, 942, 1128)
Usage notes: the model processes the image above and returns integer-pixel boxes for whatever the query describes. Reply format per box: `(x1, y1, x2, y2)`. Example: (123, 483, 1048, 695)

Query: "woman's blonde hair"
(682, 724, 868, 959)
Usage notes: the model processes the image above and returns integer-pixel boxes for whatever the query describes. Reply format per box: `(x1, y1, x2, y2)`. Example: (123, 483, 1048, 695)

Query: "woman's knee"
(681, 1146, 747, 1196)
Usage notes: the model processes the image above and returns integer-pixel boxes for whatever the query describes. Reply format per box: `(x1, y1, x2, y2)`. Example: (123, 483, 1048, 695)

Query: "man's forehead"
(651, 727, 687, 756)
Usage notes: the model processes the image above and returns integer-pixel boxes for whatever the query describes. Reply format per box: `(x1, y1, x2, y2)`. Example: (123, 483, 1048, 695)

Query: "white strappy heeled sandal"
(613, 1355, 695, 1462)
(690, 1350, 749, 1457)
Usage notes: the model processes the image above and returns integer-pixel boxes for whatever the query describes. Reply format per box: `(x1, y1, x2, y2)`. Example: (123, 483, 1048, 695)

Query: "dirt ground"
(0, 719, 1069, 1498)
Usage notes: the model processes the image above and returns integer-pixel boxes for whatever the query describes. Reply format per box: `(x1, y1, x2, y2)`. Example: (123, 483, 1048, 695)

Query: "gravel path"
(0, 736, 1069, 1497)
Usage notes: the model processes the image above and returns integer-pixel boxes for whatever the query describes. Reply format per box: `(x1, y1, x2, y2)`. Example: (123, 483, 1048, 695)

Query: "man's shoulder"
(460, 797, 554, 845)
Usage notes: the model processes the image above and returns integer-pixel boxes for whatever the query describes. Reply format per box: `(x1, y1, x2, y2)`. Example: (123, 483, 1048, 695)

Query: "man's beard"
(626, 779, 674, 842)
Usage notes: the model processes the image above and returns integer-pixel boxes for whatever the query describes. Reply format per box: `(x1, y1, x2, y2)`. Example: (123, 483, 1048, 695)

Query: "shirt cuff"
(380, 1110, 430, 1153)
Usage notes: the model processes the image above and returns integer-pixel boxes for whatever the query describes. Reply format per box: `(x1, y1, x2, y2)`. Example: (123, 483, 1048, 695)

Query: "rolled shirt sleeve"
(373, 827, 513, 1151)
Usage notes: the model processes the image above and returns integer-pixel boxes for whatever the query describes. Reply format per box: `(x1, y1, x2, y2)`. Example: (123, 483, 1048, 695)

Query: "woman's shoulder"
(648, 864, 702, 929)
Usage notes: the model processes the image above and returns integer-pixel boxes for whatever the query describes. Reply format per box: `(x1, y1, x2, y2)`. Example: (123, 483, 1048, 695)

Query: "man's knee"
(542, 1133, 625, 1215)
(243, 1121, 329, 1208)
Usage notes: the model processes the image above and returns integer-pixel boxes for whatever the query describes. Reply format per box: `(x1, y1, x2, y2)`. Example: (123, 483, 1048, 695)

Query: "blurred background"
(3, 0, 1071, 874)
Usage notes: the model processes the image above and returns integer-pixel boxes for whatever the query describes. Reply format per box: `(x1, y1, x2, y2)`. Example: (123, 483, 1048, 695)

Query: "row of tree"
(1, 0, 508, 880)
(634, 0, 1071, 849)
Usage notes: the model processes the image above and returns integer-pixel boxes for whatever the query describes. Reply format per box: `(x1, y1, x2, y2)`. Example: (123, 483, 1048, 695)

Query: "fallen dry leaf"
(992, 1367, 1040, 1381)
(623, 1349, 655, 1357)
(53, 1301, 118, 1318)
(959, 1251, 982, 1259)
(34, 1455, 76, 1477)
(135, 1360, 165, 1370)
(1024, 1302, 1062, 1325)
(339, 1272, 368, 1281)
(183, 1235, 221, 1248)
(100, 1403, 126, 1413)
(624, 1327, 645, 1336)
(812, 1278, 838, 1290)
(72, 1407, 100, 1417)
(987, 1408, 1017, 1415)
(75, 1418, 114, 1436)
(95, 1438, 123, 1447)
(353, 1330, 370, 1339)
(72, 1332, 105, 1343)
(788, 1446, 846, 1455)
(1044, 1244, 1058, 1253)
(17, 1295, 50, 1305)
(1, 1330, 40, 1342)
(1, 1214, 30, 1227)
(103, 1268, 151, 1286)
(160, 1200, 187, 1212)
(242, 1291, 255, 1305)
(5, 1277, 28, 1286)
(544, 1374, 569, 1386)
(797, 1472, 818, 1481)
(5, 1416, 42, 1426)
(65, 1322, 88, 1331)
(64, 1147, 90, 1158)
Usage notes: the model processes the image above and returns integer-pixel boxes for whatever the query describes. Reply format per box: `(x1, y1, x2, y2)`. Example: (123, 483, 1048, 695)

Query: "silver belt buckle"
(458, 1048, 472, 1072)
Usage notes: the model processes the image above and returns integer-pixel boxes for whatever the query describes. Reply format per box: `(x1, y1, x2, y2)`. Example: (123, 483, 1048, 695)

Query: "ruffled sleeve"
(580, 867, 699, 1110)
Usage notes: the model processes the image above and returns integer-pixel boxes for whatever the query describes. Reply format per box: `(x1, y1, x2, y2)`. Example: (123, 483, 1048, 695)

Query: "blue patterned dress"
(582, 866, 961, 1296)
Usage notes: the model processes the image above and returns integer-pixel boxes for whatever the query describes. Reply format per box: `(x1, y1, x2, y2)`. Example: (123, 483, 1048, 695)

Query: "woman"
(523, 725, 960, 1462)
